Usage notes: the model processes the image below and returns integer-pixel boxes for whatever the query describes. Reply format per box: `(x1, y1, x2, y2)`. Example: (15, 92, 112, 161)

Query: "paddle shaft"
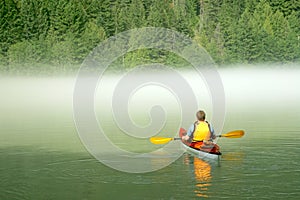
(175, 132, 242, 140)
(150, 130, 244, 145)
(176, 135, 229, 140)
(174, 132, 242, 139)
(173, 137, 181, 140)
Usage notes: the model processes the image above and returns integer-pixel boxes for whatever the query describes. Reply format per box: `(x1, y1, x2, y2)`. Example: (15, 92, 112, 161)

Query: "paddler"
(181, 110, 216, 148)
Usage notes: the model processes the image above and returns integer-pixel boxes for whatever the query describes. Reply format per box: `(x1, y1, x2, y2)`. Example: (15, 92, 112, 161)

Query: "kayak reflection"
(184, 155, 212, 198)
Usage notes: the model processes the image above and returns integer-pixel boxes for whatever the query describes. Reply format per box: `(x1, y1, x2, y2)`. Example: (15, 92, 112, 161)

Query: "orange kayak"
(179, 128, 221, 160)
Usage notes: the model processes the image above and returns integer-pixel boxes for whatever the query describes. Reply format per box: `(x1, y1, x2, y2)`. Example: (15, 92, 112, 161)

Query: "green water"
(1, 70, 300, 199)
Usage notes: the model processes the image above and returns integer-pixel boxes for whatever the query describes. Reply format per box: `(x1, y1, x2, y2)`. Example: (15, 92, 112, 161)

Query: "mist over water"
(221, 67, 300, 105)
(1, 66, 300, 147)
(1, 66, 300, 198)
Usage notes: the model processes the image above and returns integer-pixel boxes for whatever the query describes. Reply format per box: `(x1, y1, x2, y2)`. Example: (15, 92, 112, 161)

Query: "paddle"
(218, 130, 245, 138)
(149, 137, 181, 145)
(150, 130, 245, 145)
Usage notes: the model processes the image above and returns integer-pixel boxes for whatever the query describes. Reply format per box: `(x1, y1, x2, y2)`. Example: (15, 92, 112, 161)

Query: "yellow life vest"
(193, 121, 211, 142)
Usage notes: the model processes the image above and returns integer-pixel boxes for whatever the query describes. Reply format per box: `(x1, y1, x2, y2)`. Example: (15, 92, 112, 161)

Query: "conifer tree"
(0, 0, 21, 66)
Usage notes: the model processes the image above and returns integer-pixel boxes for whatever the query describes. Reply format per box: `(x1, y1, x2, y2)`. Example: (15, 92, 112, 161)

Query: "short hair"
(196, 110, 206, 121)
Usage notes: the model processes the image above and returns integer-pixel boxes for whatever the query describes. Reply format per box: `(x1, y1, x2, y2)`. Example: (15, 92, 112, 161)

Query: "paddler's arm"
(210, 125, 216, 139)
(182, 124, 194, 141)
(204, 124, 216, 145)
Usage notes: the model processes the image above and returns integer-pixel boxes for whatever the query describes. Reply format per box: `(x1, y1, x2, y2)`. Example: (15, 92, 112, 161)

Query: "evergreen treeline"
(0, 0, 299, 71)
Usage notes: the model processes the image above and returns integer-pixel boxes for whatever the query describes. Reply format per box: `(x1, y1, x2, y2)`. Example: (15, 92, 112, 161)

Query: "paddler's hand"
(182, 135, 190, 141)
(204, 140, 213, 145)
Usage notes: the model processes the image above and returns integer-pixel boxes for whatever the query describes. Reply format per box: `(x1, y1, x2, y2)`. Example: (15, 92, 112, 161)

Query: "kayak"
(179, 128, 222, 161)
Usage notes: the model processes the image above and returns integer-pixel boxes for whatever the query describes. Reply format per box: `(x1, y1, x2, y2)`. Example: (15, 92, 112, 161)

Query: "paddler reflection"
(184, 155, 212, 198)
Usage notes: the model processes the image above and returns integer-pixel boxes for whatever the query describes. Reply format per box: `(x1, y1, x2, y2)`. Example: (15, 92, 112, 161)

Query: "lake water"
(1, 68, 300, 199)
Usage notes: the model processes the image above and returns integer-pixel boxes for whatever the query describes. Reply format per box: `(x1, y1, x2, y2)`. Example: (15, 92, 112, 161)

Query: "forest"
(0, 0, 299, 72)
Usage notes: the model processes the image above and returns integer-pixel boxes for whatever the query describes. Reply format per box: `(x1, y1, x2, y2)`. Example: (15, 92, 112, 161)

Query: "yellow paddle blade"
(150, 137, 173, 144)
(221, 130, 245, 138)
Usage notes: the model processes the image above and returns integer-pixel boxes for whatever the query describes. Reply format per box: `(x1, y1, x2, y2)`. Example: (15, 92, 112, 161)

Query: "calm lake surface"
(1, 68, 300, 199)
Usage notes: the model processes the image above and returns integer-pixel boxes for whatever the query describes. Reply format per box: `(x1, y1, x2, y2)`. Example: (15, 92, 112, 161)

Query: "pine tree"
(175, 0, 198, 36)
(246, 1, 275, 63)
(287, 11, 300, 61)
(0, 0, 22, 66)
(19, 0, 50, 40)
(198, 0, 222, 33)
(127, 0, 146, 29)
(48, 0, 87, 40)
(216, 0, 246, 63)
(287, 11, 300, 35)
(234, 8, 255, 63)
(245, 0, 261, 13)
(147, 0, 171, 28)
(267, 0, 300, 17)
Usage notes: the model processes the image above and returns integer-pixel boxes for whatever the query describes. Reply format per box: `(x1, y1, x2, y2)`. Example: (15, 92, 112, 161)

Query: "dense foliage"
(0, 0, 299, 71)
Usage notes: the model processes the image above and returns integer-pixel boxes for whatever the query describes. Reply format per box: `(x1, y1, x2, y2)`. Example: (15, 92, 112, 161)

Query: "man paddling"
(181, 110, 216, 149)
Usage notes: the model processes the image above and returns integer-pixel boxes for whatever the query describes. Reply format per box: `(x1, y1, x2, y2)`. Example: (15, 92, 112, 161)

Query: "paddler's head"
(196, 110, 206, 121)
